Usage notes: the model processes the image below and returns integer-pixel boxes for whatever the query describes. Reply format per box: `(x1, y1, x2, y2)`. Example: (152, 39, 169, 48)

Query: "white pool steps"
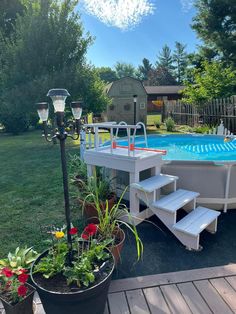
(151, 189, 199, 213)
(133, 174, 178, 193)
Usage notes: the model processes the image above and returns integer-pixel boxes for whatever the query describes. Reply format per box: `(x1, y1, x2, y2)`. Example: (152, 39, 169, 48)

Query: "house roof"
(105, 76, 147, 95)
(144, 85, 185, 95)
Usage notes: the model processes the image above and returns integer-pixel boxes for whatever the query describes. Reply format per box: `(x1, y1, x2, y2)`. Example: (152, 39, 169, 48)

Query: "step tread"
(151, 189, 200, 213)
(173, 206, 221, 236)
(132, 174, 178, 193)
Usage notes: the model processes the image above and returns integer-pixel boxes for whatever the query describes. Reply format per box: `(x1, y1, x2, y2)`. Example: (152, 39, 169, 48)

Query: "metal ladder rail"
(133, 122, 148, 149)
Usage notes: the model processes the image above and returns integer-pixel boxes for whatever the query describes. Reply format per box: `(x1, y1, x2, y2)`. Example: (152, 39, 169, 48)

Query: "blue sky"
(77, 0, 200, 68)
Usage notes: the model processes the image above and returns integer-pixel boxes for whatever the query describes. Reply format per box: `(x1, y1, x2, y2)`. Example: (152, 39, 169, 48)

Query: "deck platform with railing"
(2, 264, 236, 313)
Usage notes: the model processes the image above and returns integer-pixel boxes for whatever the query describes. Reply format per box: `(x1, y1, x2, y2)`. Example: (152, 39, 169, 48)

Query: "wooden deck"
(1, 264, 236, 313)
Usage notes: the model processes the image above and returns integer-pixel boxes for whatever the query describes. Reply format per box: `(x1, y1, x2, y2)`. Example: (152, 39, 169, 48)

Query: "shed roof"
(144, 85, 185, 95)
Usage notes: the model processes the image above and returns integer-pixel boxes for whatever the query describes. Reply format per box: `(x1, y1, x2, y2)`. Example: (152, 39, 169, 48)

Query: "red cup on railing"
(112, 141, 117, 149)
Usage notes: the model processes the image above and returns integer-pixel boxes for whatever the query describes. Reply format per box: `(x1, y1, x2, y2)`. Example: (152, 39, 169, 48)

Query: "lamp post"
(133, 94, 137, 125)
(36, 89, 83, 263)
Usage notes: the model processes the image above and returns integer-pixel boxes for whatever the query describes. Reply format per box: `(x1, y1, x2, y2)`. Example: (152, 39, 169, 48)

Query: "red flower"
(84, 224, 97, 236)
(81, 233, 89, 240)
(2, 268, 13, 278)
(69, 227, 78, 235)
(18, 273, 29, 284)
(17, 285, 28, 297)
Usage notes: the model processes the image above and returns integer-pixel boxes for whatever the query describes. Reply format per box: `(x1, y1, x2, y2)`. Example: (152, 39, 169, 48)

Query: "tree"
(192, 0, 236, 66)
(173, 42, 188, 84)
(0, 0, 25, 37)
(156, 44, 174, 73)
(0, 0, 109, 134)
(96, 67, 117, 83)
(137, 58, 153, 81)
(145, 66, 177, 86)
(182, 61, 236, 106)
(114, 62, 137, 79)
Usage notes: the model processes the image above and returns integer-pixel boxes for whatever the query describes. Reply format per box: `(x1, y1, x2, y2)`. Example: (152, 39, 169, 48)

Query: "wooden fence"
(162, 96, 236, 132)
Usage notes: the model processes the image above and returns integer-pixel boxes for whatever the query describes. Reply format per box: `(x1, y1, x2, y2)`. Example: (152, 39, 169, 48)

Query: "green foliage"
(92, 189, 143, 260)
(193, 125, 211, 134)
(96, 66, 117, 83)
(173, 42, 188, 84)
(137, 58, 153, 81)
(155, 121, 161, 128)
(0, 247, 39, 272)
(192, 0, 236, 66)
(182, 61, 236, 106)
(34, 241, 68, 279)
(147, 66, 177, 86)
(165, 117, 175, 132)
(0, 0, 109, 133)
(69, 154, 87, 183)
(114, 62, 138, 79)
(156, 44, 174, 73)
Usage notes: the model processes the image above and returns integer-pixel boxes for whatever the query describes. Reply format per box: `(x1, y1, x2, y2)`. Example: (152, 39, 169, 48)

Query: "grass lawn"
(0, 130, 83, 256)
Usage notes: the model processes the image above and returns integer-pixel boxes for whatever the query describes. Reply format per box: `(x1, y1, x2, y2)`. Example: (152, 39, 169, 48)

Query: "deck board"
(210, 278, 236, 312)
(177, 282, 212, 314)
(194, 279, 233, 314)
(143, 287, 171, 314)
(160, 284, 192, 314)
(126, 289, 150, 314)
(108, 292, 130, 314)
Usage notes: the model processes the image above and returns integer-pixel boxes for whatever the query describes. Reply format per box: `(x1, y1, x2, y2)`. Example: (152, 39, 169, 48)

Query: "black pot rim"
(30, 248, 115, 295)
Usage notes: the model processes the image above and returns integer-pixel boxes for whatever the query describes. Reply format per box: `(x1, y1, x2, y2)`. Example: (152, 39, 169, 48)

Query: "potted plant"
(30, 225, 115, 314)
(89, 189, 143, 265)
(77, 174, 116, 219)
(0, 247, 39, 314)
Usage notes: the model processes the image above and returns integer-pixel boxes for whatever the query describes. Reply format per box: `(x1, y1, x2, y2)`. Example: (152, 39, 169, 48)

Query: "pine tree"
(138, 58, 153, 81)
(156, 44, 174, 73)
(173, 42, 188, 84)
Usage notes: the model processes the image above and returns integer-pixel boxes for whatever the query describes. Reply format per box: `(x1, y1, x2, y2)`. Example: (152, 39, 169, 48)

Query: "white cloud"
(82, 0, 155, 30)
(180, 0, 194, 12)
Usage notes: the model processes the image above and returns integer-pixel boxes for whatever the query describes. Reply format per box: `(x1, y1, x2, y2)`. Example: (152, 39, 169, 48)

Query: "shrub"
(193, 125, 211, 134)
(165, 117, 175, 132)
(155, 121, 161, 128)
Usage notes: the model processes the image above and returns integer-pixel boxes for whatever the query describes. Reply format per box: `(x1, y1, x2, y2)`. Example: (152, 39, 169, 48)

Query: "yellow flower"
(55, 231, 65, 239)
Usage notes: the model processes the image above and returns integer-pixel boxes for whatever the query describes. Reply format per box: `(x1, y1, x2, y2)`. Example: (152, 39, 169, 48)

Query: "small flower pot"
(0, 283, 35, 314)
(110, 227, 126, 265)
(30, 249, 115, 314)
(81, 193, 116, 219)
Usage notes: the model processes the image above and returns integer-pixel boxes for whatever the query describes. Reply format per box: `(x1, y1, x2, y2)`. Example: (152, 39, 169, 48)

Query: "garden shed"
(105, 77, 147, 125)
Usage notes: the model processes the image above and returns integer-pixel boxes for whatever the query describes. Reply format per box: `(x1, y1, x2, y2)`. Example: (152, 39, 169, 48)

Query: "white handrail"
(133, 122, 148, 148)
(115, 121, 128, 139)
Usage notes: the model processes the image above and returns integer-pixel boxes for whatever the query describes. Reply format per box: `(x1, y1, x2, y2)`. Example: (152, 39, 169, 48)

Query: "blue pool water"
(115, 134, 236, 161)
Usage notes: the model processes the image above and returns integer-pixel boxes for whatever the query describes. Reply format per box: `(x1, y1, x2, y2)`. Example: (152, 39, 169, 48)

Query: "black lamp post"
(133, 94, 137, 125)
(36, 89, 83, 263)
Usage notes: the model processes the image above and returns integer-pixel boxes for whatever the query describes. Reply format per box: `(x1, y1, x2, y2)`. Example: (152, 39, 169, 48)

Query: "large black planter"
(30, 250, 114, 314)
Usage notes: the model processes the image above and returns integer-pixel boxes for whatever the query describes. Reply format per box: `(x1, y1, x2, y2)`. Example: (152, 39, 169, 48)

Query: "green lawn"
(0, 131, 83, 256)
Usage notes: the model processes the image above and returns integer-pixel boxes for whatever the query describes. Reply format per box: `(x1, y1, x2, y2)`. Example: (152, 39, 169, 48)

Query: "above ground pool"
(115, 134, 236, 161)
(107, 134, 236, 211)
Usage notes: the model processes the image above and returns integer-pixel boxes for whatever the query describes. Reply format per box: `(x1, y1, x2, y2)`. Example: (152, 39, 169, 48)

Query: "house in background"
(145, 85, 185, 113)
(105, 77, 147, 125)
(144, 85, 185, 113)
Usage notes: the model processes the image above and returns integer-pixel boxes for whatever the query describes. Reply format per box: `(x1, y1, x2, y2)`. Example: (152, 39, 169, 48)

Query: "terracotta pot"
(0, 283, 35, 314)
(110, 228, 125, 266)
(81, 193, 116, 219)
